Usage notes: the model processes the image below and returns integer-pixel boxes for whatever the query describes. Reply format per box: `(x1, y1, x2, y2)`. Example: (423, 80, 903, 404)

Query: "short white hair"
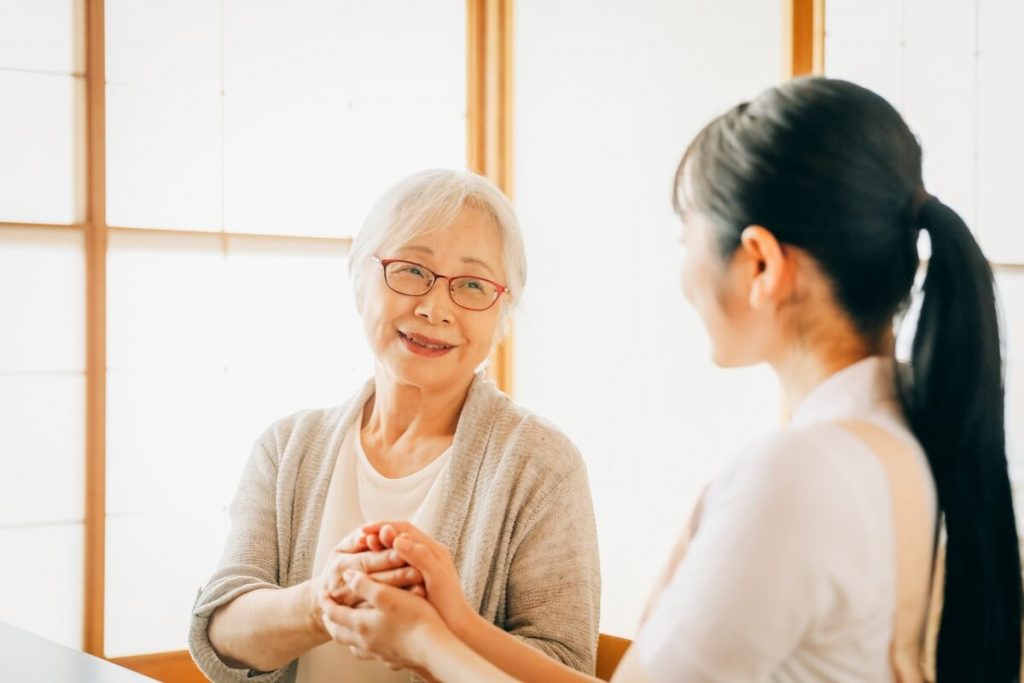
(349, 169, 527, 322)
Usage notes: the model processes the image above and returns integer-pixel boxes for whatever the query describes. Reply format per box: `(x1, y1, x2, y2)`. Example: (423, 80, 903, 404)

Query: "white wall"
(513, 0, 784, 637)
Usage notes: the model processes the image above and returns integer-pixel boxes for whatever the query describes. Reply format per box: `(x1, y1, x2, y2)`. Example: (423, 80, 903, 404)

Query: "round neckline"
(354, 402, 454, 483)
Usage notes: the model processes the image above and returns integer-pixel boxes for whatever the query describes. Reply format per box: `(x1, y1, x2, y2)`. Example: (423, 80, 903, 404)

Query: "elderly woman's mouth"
(398, 330, 457, 356)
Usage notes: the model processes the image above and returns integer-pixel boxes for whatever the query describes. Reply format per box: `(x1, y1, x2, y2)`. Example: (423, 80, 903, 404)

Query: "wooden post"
(784, 0, 825, 78)
(467, 0, 516, 395)
(83, 0, 108, 658)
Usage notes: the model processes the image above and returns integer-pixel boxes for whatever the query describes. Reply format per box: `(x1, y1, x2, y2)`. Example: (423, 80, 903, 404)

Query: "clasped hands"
(314, 521, 471, 674)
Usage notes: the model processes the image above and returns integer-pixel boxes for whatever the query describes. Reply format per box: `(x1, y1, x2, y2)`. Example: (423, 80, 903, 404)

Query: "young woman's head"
(675, 76, 1021, 681)
(676, 78, 921, 368)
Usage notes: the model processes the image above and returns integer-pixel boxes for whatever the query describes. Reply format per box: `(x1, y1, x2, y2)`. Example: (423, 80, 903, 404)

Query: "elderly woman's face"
(359, 204, 507, 391)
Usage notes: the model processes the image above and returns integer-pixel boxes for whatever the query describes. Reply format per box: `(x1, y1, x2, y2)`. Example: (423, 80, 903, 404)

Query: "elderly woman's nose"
(414, 283, 454, 324)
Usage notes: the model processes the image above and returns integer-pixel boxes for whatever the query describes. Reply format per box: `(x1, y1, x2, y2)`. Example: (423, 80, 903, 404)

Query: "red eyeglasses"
(376, 258, 509, 311)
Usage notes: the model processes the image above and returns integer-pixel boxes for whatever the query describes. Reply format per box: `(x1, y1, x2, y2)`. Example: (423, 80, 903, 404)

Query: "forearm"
(419, 627, 521, 683)
(207, 581, 329, 672)
(453, 612, 598, 683)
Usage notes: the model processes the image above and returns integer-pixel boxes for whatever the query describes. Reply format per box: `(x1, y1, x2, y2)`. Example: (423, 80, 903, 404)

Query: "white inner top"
(296, 404, 452, 683)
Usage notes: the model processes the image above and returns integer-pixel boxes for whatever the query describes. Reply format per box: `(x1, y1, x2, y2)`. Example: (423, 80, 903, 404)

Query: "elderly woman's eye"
(398, 264, 428, 278)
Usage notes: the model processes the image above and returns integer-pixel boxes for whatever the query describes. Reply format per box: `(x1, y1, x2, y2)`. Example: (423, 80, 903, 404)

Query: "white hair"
(349, 169, 527, 328)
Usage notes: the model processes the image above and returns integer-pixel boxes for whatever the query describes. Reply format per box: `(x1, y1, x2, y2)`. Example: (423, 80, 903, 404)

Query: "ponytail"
(899, 196, 1022, 681)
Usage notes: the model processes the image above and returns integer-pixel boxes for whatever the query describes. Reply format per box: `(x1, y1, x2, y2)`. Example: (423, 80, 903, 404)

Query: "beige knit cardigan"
(188, 373, 601, 682)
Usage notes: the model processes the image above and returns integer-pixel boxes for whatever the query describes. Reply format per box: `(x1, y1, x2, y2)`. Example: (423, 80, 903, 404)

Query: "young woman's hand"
(356, 521, 478, 637)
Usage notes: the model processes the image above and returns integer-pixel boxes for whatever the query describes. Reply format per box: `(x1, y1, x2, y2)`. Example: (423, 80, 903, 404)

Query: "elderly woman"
(187, 169, 601, 682)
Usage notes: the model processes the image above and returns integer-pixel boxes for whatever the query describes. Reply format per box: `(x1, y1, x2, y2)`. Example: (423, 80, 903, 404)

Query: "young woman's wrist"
(414, 622, 466, 677)
(448, 603, 485, 642)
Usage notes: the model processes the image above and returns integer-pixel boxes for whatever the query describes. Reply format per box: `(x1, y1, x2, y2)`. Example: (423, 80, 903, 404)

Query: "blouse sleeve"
(634, 432, 845, 683)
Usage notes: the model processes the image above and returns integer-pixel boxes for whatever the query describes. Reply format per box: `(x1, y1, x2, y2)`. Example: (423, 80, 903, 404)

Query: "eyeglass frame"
(374, 257, 510, 311)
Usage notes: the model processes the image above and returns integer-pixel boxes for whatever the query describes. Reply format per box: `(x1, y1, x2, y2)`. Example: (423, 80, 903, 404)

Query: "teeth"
(404, 333, 450, 350)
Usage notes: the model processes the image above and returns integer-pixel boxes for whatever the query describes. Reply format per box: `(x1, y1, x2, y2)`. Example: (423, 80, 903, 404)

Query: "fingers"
(409, 584, 427, 598)
(366, 533, 385, 552)
(369, 565, 424, 588)
(393, 535, 446, 579)
(334, 527, 370, 553)
(318, 592, 368, 647)
(360, 520, 423, 542)
(349, 646, 380, 662)
(355, 548, 407, 574)
(324, 549, 406, 601)
(379, 524, 399, 548)
(342, 570, 388, 607)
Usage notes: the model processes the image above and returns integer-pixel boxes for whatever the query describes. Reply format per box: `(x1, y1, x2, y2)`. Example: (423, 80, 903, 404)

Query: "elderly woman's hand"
(354, 521, 478, 638)
(317, 528, 426, 610)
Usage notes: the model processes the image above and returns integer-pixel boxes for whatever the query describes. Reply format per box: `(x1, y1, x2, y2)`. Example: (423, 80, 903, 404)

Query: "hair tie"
(907, 187, 933, 227)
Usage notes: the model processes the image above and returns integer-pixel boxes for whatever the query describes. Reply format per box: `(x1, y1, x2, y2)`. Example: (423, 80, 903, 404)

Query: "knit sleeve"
(187, 438, 294, 683)
(503, 460, 601, 674)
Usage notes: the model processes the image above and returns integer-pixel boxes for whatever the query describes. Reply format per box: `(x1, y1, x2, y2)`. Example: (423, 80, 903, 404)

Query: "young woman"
(314, 78, 1022, 682)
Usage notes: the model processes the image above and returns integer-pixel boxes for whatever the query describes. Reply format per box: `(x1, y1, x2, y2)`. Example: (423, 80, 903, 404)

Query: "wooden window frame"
(0, 1, 512, 679)
(785, 0, 824, 79)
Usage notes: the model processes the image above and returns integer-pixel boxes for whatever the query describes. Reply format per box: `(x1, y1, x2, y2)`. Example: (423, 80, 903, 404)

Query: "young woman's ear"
(739, 225, 792, 309)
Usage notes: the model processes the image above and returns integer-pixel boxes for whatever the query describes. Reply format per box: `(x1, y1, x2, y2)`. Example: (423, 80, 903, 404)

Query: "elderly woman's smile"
(397, 330, 458, 355)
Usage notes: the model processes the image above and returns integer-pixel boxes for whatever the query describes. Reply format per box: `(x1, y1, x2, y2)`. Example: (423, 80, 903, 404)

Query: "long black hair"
(677, 76, 1021, 681)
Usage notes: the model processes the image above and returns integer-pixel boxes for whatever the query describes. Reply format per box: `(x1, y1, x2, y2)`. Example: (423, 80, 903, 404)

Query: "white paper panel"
(107, 230, 226, 372)
(904, 0, 977, 228)
(104, 512, 229, 656)
(223, 235, 372, 458)
(0, 524, 84, 649)
(106, 369, 229, 516)
(998, 270, 1024, 470)
(105, 0, 220, 87)
(0, 71, 85, 224)
(338, 106, 467, 234)
(0, 227, 84, 372)
(514, 0, 782, 638)
(825, 0, 905, 109)
(105, 83, 221, 230)
(0, 374, 83, 526)
(977, 0, 1024, 262)
(222, 0, 348, 87)
(223, 236, 365, 373)
(346, 1, 466, 118)
(222, 79, 353, 236)
(222, 0, 466, 236)
(0, 0, 84, 74)
(342, 1, 466, 229)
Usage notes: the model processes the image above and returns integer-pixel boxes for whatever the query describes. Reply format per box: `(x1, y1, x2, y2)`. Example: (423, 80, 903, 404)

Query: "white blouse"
(635, 357, 937, 683)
